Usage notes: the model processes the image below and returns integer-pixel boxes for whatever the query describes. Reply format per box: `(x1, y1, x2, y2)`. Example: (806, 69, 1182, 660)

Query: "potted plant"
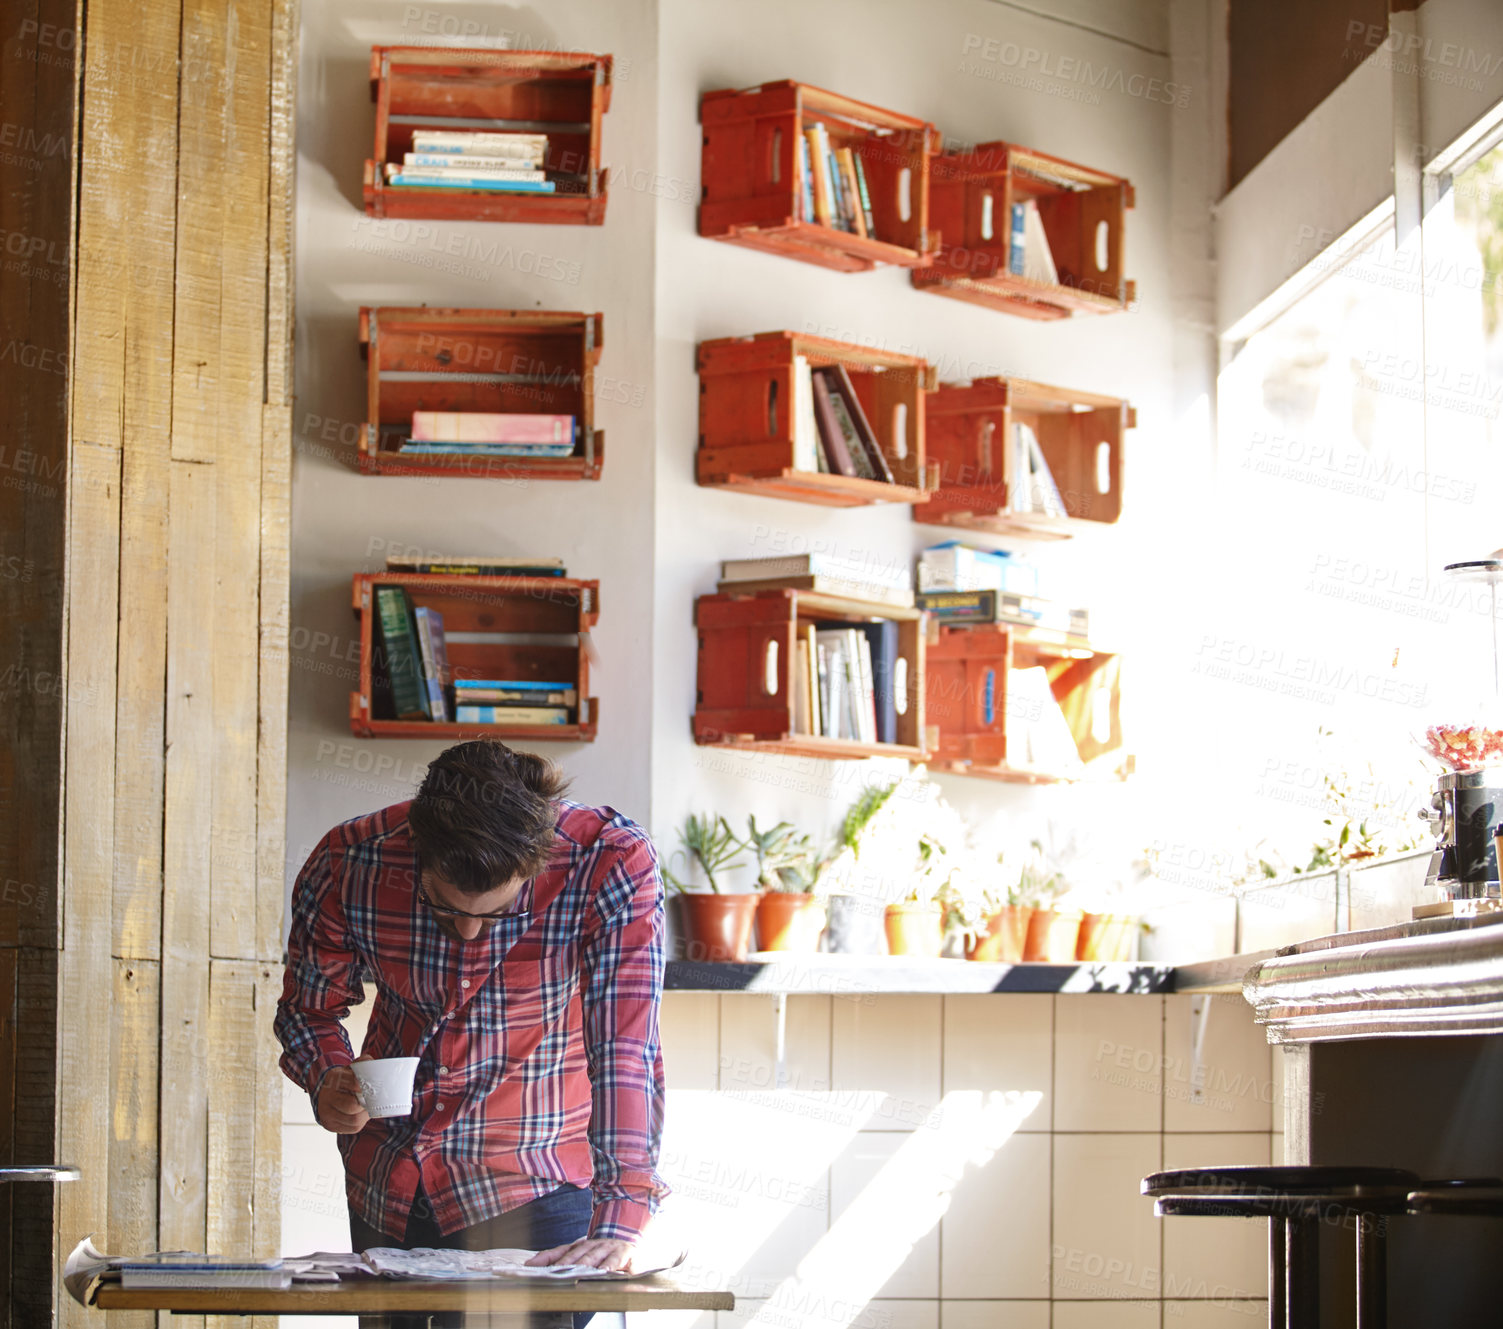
(884, 829, 949, 958)
(663, 813, 758, 962)
(743, 816, 827, 953)
(823, 780, 901, 954)
(956, 856, 1034, 963)
(1016, 841, 1081, 962)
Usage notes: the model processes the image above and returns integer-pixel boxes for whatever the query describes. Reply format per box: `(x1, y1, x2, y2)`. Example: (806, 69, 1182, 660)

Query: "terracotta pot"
(884, 902, 944, 958)
(1076, 912, 1137, 962)
(755, 892, 827, 952)
(676, 892, 760, 962)
(1023, 907, 1083, 962)
(965, 905, 1034, 963)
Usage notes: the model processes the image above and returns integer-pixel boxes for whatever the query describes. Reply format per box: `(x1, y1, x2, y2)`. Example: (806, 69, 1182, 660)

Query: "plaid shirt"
(275, 799, 669, 1241)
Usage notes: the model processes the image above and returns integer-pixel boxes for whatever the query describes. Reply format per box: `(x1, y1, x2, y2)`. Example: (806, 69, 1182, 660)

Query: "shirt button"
(439, 1066, 449, 1075)
(461, 980, 471, 989)
(435, 1102, 445, 1111)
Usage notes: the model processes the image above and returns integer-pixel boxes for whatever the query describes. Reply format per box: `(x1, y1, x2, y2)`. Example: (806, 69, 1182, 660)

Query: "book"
(716, 576, 914, 608)
(835, 149, 868, 238)
(803, 623, 821, 736)
(856, 619, 899, 744)
(386, 175, 557, 194)
(819, 376, 875, 480)
(805, 126, 833, 226)
(1009, 202, 1027, 276)
(792, 355, 822, 473)
(851, 152, 876, 236)
(852, 629, 877, 744)
(798, 133, 815, 224)
(406, 153, 544, 171)
(384, 556, 565, 576)
(918, 544, 1038, 596)
(720, 553, 911, 591)
(916, 589, 1089, 638)
(808, 370, 857, 475)
(411, 413, 574, 445)
(814, 638, 832, 736)
(793, 638, 811, 734)
(824, 365, 892, 483)
(396, 442, 575, 457)
(824, 135, 852, 232)
(456, 705, 571, 725)
(386, 162, 545, 183)
(374, 586, 429, 721)
(449, 687, 576, 706)
(1025, 429, 1069, 516)
(454, 678, 575, 691)
(1020, 199, 1059, 284)
(412, 607, 450, 722)
(411, 130, 547, 154)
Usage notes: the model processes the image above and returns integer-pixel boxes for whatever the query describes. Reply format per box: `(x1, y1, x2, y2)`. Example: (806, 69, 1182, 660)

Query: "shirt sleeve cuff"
(588, 1196, 653, 1242)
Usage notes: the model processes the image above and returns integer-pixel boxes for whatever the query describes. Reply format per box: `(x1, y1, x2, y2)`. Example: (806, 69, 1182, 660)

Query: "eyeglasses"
(414, 860, 525, 920)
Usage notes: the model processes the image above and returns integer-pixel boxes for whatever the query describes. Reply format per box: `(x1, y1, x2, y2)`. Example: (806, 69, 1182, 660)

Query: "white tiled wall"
(648, 991, 1274, 1329)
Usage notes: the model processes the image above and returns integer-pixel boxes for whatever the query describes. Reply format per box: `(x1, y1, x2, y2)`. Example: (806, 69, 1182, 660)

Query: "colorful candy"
(1423, 723, 1503, 771)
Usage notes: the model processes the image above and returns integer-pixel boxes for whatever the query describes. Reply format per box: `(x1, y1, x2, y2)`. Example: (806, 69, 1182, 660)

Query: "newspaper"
(361, 1246, 686, 1281)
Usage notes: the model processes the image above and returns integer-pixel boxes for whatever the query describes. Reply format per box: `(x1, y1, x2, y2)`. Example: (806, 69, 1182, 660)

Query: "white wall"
(651, 0, 1196, 880)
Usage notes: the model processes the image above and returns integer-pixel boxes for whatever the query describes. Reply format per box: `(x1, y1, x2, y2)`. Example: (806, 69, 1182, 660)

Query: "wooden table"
(95, 1272, 734, 1320)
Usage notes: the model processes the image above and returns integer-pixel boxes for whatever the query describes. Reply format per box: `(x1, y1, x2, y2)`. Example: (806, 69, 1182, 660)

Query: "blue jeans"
(349, 1182, 594, 1329)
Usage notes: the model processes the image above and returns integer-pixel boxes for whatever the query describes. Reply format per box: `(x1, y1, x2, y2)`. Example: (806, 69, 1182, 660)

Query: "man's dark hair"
(408, 740, 569, 893)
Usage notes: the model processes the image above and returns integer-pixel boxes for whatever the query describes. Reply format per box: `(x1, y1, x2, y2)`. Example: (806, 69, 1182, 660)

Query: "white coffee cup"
(351, 1057, 421, 1118)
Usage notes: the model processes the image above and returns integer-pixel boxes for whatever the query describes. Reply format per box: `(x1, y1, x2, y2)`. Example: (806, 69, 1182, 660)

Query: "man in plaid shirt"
(276, 740, 669, 1306)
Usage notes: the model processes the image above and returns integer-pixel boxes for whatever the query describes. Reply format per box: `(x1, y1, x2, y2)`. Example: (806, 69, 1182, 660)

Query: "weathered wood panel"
(108, 959, 159, 1329)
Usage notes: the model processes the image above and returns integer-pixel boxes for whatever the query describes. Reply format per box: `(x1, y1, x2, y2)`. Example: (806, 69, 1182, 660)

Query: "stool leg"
(1286, 1215, 1320, 1328)
(1356, 1213, 1386, 1329)
(1268, 1216, 1286, 1329)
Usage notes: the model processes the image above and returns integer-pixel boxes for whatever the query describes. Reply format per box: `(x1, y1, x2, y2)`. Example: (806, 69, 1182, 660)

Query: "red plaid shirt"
(275, 799, 669, 1241)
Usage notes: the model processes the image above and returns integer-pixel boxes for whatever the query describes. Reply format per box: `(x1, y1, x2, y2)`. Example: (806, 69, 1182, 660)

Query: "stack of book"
(384, 130, 556, 194)
(916, 544, 1088, 639)
(453, 679, 576, 726)
(790, 620, 901, 745)
(718, 553, 913, 607)
(799, 123, 876, 236)
(393, 411, 579, 460)
(788, 358, 894, 481)
(384, 554, 565, 576)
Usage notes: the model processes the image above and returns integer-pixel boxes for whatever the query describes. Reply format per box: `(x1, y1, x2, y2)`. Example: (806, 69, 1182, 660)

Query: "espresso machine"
(1421, 555, 1503, 908)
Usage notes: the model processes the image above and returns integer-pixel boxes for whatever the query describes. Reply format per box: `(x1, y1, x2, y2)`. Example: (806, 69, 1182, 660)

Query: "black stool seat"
(1144, 1165, 1420, 1200)
(1142, 1165, 1421, 1329)
(1407, 1182, 1503, 1216)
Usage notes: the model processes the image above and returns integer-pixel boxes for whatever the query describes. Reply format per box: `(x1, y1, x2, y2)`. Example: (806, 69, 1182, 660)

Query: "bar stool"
(1406, 1180, 1503, 1217)
(1142, 1164, 1419, 1329)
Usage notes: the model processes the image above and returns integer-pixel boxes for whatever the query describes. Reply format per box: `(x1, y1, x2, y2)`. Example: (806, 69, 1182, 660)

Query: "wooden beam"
(109, 959, 160, 1329)
(111, 0, 184, 964)
(55, 442, 122, 1329)
(206, 960, 259, 1329)
(159, 460, 216, 1320)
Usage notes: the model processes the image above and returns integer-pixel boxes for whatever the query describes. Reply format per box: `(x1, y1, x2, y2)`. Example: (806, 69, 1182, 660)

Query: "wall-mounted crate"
(357, 308, 604, 480)
(693, 588, 925, 760)
(350, 573, 599, 741)
(364, 47, 611, 223)
(912, 142, 1133, 318)
(925, 621, 1124, 783)
(699, 80, 940, 273)
(698, 331, 937, 507)
(913, 377, 1133, 538)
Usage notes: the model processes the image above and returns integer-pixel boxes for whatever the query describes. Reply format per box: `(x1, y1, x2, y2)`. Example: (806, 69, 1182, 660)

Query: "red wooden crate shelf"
(698, 331, 937, 507)
(699, 80, 940, 273)
(913, 376, 1134, 538)
(350, 573, 599, 741)
(357, 307, 604, 480)
(912, 142, 1134, 319)
(365, 47, 611, 224)
(925, 621, 1124, 783)
(694, 589, 926, 760)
